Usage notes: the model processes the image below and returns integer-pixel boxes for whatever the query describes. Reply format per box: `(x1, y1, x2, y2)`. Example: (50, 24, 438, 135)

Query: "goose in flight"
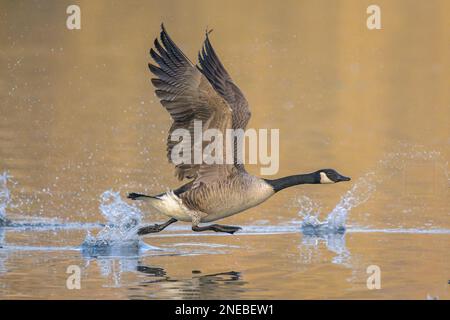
(128, 24, 350, 235)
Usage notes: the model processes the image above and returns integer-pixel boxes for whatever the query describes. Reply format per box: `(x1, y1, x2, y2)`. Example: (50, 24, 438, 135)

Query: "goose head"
(318, 169, 351, 184)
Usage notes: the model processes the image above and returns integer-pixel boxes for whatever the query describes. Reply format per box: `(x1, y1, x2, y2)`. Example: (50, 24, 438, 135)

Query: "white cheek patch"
(320, 172, 335, 184)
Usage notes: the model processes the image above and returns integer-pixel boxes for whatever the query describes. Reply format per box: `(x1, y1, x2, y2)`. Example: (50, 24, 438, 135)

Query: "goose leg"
(137, 218, 177, 235)
(192, 224, 242, 234)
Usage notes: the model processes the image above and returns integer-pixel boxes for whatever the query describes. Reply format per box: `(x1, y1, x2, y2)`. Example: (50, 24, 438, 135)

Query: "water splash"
(299, 172, 378, 234)
(298, 146, 448, 234)
(82, 190, 143, 249)
(99, 190, 141, 231)
(0, 172, 11, 225)
(325, 172, 378, 230)
(301, 233, 351, 266)
(299, 172, 381, 235)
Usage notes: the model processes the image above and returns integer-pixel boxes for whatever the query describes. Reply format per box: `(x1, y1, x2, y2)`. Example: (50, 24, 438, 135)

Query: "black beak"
(337, 174, 351, 182)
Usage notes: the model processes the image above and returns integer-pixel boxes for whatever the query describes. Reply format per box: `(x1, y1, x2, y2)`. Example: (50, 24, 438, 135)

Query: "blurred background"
(0, 0, 449, 299)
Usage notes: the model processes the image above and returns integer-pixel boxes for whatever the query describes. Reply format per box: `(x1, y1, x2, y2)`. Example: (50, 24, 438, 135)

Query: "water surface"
(0, 0, 449, 299)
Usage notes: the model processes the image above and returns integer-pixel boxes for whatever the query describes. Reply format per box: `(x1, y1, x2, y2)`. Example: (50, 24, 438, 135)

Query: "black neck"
(264, 172, 320, 192)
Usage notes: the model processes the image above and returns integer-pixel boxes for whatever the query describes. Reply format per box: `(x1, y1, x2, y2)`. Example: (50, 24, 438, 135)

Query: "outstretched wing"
(197, 32, 251, 170)
(149, 24, 233, 186)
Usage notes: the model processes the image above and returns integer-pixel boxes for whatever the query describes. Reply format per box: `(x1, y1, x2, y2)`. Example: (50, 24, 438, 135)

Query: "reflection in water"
(80, 231, 241, 293)
(0, 230, 7, 294)
(81, 240, 142, 259)
(81, 243, 140, 288)
(81, 238, 150, 288)
(137, 265, 166, 277)
(134, 266, 246, 300)
(80, 241, 247, 298)
(300, 232, 351, 267)
(97, 258, 141, 288)
(0, 227, 6, 274)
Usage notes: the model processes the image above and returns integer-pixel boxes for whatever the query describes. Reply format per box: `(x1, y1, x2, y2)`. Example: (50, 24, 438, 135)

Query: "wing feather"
(149, 24, 233, 185)
(197, 31, 252, 171)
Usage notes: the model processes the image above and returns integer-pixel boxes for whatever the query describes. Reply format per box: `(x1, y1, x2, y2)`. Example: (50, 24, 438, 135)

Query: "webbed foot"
(192, 224, 242, 234)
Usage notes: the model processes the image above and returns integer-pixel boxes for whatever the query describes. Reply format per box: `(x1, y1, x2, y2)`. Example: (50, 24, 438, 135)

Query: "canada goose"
(128, 24, 350, 235)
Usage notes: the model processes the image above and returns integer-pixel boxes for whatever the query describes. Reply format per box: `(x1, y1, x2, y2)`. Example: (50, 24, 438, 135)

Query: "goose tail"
(127, 192, 161, 201)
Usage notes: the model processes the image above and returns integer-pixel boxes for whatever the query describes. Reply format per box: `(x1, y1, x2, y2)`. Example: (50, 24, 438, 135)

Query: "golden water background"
(0, 0, 449, 299)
